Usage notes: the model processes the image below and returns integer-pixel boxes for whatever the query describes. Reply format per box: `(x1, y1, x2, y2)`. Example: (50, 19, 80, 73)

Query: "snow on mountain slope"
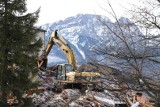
(40, 14, 140, 66)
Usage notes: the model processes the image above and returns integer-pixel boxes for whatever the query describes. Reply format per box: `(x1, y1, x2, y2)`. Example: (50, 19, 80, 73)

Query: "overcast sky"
(27, 0, 139, 25)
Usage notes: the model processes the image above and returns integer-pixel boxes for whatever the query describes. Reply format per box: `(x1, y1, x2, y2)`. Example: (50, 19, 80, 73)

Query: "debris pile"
(30, 87, 127, 107)
(31, 71, 127, 107)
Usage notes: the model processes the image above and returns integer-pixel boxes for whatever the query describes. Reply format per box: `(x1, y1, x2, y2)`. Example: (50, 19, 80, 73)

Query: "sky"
(27, 0, 140, 25)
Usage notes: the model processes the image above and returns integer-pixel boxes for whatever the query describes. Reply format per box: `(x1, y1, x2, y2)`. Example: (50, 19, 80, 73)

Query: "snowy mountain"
(40, 14, 140, 66)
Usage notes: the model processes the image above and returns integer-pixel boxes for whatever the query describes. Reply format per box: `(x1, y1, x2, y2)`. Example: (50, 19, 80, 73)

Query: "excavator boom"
(37, 30, 77, 70)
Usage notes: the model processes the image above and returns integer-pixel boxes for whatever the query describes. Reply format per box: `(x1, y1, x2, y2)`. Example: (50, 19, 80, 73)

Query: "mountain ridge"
(40, 13, 139, 66)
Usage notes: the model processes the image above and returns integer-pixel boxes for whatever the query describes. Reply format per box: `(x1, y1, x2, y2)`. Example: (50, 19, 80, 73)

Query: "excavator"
(36, 30, 100, 88)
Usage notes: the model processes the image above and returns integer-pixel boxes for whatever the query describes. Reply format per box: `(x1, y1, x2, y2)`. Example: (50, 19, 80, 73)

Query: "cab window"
(65, 64, 72, 73)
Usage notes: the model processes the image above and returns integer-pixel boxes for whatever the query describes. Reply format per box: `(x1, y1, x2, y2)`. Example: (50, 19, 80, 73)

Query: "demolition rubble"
(31, 88, 123, 107)
(28, 70, 155, 107)
(29, 74, 125, 107)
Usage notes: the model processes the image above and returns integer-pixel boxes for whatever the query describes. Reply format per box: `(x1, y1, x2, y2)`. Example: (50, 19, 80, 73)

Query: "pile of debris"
(29, 71, 127, 107)
(30, 88, 127, 107)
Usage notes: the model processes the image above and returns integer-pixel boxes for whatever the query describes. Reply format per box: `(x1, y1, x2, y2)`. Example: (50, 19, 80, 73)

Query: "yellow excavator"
(36, 30, 100, 86)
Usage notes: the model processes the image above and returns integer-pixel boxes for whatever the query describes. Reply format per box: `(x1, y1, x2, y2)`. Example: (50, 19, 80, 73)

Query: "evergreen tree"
(0, 0, 42, 105)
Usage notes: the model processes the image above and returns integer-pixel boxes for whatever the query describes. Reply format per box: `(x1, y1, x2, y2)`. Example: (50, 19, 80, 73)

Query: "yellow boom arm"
(37, 30, 77, 70)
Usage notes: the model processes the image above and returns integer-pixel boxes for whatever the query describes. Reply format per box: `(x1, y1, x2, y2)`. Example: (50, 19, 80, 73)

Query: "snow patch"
(76, 45, 86, 59)
(71, 35, 86, 59)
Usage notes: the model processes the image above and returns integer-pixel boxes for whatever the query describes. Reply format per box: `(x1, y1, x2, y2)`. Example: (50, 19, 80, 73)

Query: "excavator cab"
(56, 64, 73, 80)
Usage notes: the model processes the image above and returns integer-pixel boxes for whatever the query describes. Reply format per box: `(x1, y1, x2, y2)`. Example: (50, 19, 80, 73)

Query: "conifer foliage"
(0, 0, 42, 105)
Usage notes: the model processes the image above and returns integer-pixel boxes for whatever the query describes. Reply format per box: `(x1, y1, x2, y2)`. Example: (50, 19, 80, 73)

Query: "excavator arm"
(37, 30, 77, 71)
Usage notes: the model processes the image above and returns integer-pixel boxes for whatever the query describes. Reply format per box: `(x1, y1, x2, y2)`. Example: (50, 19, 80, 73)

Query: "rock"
(61, 89, 80, 102)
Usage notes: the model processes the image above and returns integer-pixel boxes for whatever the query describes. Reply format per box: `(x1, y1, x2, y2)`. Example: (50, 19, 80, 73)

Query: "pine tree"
(0, 0, 42, 105)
